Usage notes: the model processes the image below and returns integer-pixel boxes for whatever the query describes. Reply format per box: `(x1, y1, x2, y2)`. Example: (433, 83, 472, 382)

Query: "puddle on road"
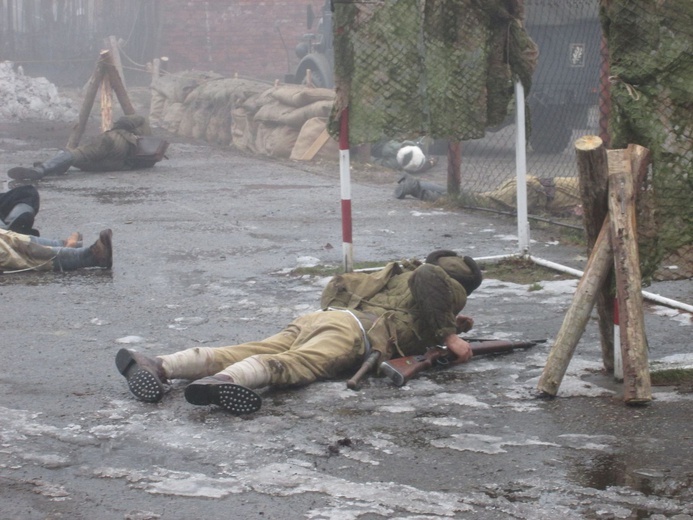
(567, 451, 692, 499)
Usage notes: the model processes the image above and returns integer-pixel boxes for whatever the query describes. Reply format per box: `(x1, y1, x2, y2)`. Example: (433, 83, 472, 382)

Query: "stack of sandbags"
(176, 77, 269, 145)
(233, 84, 335, 158)
(150, 70, 225, 133)
(151, 70, 338, 161)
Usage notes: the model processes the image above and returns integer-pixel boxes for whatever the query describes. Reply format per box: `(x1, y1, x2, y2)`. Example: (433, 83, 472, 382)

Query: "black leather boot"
(0, 203, 36, 235)
(52, 229, 112, 271)
(184, 375, 262, 415)
(115, 348, 167, 402)
(8, 150, 74, 180)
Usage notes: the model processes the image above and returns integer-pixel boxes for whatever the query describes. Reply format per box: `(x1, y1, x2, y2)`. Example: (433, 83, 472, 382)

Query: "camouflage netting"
(150, 71, 338, 160)
(328, 0, 538, 144)
(602, 0, 693, 281)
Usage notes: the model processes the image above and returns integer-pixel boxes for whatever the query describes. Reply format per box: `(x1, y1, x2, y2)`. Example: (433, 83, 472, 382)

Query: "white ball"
(396, 145, 426, 172)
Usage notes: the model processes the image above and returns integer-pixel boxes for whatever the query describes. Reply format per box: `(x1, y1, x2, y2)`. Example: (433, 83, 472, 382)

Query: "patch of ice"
(115, 335, 146, 344)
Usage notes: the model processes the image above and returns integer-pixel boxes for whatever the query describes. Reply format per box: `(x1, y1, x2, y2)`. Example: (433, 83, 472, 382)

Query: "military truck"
(285, 0, 601, 154)
(285, 0, 334, 88)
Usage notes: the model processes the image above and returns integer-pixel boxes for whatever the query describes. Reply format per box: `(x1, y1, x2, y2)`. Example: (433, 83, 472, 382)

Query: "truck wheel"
(295, 55, 333, 88)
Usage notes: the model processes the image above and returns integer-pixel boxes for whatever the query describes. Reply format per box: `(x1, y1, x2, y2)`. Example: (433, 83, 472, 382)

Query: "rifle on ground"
(379, 339, 545, 387)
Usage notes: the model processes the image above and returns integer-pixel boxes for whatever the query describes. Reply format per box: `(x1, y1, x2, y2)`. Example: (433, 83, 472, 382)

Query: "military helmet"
(425, 250, 483, 295)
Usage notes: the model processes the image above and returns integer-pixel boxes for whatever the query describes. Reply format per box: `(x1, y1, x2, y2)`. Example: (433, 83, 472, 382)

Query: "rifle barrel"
(470, 339, 541, 356)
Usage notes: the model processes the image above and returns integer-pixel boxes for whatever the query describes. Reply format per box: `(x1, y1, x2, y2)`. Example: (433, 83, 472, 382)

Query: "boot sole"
(115, 348, 164, 403)
(184, 382, 262, 415)
(7, 167, 44, 181)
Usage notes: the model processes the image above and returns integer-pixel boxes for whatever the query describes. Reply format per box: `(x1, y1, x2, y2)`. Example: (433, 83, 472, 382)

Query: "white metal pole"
(514, 80, 530, 254)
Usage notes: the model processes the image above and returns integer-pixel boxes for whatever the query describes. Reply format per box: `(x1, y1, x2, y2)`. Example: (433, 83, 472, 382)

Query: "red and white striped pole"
(613, 297, 623, 381)
(339, 107, 353, 272)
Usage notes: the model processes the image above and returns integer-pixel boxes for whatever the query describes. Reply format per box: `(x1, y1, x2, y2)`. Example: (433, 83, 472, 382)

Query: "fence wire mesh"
(330, 0, 691, 280)
(603, 0, 693, 281)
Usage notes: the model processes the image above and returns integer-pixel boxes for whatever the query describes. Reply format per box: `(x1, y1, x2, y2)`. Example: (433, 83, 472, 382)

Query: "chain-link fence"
(330, 0, 691, 280)
(457, 0, 601, 220)
(602, 0, 692, 281)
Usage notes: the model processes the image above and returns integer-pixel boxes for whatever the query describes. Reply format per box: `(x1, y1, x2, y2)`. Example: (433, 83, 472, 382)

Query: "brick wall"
(159, 0, 312, 83)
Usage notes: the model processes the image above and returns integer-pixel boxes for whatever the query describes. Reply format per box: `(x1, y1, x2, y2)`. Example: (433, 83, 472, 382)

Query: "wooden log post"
(103, 50, 136, 116)
(536, 218, 614, 396)
(575, 135, 615, 372)
(608, 149, 652, 405)
(67, 51, 108, 149)
(105, 36, 127, 90)
(447, 141, 461, 196)
(100, 73, 113, 133)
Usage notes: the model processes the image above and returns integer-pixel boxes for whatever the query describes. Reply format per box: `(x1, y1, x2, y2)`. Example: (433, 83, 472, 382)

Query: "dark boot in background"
(0, 203, 37, 235)
(395, 174, 446, 201)
(394, 174, 424, 199)
(8, 150, 74, 181)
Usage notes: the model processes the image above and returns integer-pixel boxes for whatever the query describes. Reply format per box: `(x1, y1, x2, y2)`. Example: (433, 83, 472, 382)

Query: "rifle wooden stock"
(380, 339, 543, 387)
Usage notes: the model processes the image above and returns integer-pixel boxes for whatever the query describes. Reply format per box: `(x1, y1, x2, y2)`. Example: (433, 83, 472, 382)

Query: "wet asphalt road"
(0, 122, 691, 519)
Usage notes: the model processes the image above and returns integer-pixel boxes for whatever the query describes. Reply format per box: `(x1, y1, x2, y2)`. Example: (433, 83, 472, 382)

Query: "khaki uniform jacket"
(320, 261, 468, 360)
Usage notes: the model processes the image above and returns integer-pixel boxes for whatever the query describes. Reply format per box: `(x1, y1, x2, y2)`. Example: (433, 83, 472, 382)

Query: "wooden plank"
(299, 128, 331, 161)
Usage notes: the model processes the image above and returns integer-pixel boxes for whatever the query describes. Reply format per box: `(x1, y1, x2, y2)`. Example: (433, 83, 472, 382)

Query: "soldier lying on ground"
(0, 185, 41, 236)
(0, 228, 113, 272)
(116, 250, 482, 414)
(7, 115, 160, 181)
(395, 174, 582, 216)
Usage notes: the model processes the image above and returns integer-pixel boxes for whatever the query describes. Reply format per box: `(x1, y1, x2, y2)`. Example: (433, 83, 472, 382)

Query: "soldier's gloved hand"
(455, 314, 474, 333)
(444, 334, 473, 365)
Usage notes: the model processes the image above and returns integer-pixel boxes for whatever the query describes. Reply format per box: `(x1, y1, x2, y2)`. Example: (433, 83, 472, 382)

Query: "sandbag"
(255, 123, 298, 158)
(231, 107, 258, 152)
(160, 102, 185, 133)
(254, 100, 334, 128)
(269, 85, 335, 108)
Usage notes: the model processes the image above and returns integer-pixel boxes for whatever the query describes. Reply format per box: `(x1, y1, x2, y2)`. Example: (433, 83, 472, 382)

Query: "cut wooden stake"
(100, 73, 113, 133)
(575, 135, 614, 371)
(67, 49, 135, 149)
(608, 152, 652, 405)
(537, 218, 614, 396)
(103, 50, 135, 116)
(67, 51, 108, 149)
